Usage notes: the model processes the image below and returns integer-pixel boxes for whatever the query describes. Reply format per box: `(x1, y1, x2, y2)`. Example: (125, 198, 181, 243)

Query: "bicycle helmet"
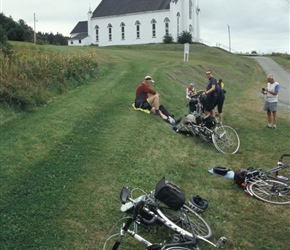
(189, 195, 208, 213)
(213, 166, 229, 176)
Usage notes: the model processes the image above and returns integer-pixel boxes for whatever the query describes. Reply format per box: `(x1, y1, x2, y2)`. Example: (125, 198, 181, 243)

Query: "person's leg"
(267, 110, 272, 126)
(147, 94, 160, 111)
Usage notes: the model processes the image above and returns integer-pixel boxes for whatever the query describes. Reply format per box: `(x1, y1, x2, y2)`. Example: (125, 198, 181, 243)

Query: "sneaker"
(272, 126, 276, 130)
(266, 125, 272, 129)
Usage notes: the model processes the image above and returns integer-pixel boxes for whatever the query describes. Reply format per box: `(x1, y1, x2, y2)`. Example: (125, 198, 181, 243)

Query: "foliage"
(0, 43, 99, 109)
(163, 34, 174, 44)
(0, 13, 68, 45)
(0, 44, 289, 250)
(178, 31, 193, 44)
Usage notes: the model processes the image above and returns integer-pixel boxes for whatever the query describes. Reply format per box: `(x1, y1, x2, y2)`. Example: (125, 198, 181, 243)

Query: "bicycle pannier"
(154, 177, 185, 211)
(234, 168, 260, 187)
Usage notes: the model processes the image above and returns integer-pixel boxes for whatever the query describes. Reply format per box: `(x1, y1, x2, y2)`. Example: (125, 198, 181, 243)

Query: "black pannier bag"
(154, 177, 185, 211)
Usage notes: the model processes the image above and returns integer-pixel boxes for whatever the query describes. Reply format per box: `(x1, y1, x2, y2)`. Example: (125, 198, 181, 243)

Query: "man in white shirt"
(261, 74, 280, 130)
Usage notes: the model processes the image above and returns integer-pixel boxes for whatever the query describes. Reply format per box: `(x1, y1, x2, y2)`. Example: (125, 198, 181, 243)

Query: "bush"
(163, 34, 174, 44)
(177, 31, 192, 44)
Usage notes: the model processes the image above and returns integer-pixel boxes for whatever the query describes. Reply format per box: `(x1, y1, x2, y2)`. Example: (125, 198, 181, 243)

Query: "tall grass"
(0, 43, 289, 250)
(0, 42, 99, 109)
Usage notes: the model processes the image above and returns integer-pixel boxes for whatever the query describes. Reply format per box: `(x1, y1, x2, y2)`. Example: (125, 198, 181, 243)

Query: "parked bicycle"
(103, 180, 227, 250)
(174, 91, 240, 154)
(243, 154, 290, 204)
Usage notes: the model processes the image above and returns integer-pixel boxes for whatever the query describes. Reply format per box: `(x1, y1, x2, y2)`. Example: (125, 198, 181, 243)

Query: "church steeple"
(87, 3, 92, 37)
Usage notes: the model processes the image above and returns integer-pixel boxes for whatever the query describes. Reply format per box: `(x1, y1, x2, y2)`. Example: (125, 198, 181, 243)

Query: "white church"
(68, 0, 201, 47)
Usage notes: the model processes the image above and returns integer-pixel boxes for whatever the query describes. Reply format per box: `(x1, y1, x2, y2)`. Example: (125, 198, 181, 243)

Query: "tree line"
(0, 13, 68, 46)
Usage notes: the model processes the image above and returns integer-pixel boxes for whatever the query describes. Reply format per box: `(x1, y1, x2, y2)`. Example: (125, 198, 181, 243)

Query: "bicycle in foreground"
(174, 91, 240, 154)
(103, 183, 227, 249)
(243, 153, 290, 204)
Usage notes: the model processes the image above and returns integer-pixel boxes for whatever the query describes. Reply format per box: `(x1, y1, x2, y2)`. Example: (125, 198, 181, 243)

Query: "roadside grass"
(0, 44, 289, 249)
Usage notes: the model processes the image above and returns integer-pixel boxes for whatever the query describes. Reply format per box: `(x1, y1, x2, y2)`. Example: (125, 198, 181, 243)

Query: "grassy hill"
(0, 43, 289, 249)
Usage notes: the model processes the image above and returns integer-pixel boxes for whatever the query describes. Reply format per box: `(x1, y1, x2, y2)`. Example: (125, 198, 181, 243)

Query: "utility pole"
(227, 25, 231, 52)
(34, 13, 37, 44)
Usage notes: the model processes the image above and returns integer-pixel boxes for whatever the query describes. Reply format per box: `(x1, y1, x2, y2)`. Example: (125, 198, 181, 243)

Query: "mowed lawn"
(0, 44, 290, 250)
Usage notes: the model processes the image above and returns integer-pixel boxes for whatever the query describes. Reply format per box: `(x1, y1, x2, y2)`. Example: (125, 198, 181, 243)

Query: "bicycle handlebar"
(279, 153, 290, 162)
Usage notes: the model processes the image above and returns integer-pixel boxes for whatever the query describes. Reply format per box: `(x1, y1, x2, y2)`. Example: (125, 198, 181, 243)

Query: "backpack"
(154, 177, 185, 211)
(234, 168, 260, 187)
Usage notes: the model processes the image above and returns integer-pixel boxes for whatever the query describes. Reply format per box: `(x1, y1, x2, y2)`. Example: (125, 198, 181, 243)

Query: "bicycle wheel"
(163, 247, 198, 250)
(212, 125, 240, 154)
(159, 204, 212, 239)
(102, 217, 139, 250)
(248, 179, 290, 205)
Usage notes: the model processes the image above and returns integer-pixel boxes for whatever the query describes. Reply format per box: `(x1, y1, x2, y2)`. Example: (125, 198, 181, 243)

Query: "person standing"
(217, 79, 226, 94)
(204, 70, 218, 117)
(261, 74, 279, 129)
(215, 84, 225, 124)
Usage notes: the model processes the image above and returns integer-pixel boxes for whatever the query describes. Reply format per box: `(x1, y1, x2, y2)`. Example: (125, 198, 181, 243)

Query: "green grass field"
(0, 43, 290, 250)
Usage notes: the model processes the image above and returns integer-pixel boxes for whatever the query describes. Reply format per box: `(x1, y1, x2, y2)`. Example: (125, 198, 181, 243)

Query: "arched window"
(95, 25, 99, 42)
(135, 20, 141, 39)
(164, 18, 170, 36)
(120, 22, 125, 40)
(107, 23, 112, 41)
(189, 0, 193, 19)
(189, 24, 193, 35)
(151, 19, 157, 38)
(177, 13, 180, 37)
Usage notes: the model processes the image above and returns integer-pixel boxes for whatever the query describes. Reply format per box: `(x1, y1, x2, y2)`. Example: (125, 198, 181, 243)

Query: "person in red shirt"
(135, 76, 181, 125)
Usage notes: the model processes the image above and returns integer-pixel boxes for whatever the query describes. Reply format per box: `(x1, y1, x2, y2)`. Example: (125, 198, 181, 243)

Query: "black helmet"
(189, 195, 208, 213)
(213, 166, 229, 176)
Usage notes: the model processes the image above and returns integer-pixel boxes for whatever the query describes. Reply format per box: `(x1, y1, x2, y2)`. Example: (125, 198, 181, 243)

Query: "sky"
(1, 0, 289, 54)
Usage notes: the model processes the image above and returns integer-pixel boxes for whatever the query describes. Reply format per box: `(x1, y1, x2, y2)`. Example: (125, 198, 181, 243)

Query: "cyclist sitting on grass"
(134, 76, 181, 125)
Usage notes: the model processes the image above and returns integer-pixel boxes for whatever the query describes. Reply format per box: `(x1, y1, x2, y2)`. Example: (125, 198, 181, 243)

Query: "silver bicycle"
(244, 154, 290, 205)
(103, 187, 227, 250)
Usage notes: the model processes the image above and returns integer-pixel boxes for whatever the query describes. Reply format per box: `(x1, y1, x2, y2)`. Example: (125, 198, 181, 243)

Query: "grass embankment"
(0, 43, 289, 250)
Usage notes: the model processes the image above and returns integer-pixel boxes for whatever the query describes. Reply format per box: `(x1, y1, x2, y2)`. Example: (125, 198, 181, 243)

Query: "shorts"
(135, 100, 152, 111)
(263, 102, 277, 112)
(204, 95, 217, 112)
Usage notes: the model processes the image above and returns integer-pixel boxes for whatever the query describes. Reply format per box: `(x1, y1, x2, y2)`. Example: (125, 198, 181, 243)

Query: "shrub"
(163, 34, 174, 44)
(177, 31, 192, 44)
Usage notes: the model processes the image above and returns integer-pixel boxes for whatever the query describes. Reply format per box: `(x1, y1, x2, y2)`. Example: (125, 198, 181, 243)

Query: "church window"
(120, 22, 125, 40)
(135, 21, 141, 39)
(108, 23, 112, 41)
(164, 18, 170, 36)
(151, 19, 157, 38)
(189, 0, 193, 19)
(95, 25, 99, 42)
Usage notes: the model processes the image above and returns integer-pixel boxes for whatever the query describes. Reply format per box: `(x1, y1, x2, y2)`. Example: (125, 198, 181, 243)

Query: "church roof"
(70, 33, 89, 40)
(70, 21, 88, 34)
(92, 0, 171, 18)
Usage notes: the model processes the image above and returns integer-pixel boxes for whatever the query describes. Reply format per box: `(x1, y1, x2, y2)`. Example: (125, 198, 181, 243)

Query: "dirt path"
(251, 56, 290, 108)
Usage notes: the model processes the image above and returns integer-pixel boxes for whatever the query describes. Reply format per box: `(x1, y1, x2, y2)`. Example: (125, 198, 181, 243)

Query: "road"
(251, 56, 290, 107)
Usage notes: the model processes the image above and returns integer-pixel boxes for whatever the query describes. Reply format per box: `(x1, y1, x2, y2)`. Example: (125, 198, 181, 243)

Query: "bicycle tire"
(159, 204, 212, 239)
(212, 125, 240, 154)
(248, 179, 290, 205)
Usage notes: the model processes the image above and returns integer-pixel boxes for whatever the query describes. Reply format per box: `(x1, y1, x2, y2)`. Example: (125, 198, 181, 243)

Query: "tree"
(0, 25, 8, 45)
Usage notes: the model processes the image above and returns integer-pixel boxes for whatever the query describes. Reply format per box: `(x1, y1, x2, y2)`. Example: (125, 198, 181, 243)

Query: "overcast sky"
(1, 0, 289, 54)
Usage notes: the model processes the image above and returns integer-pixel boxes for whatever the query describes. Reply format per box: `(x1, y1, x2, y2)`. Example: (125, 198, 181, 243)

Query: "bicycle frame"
(109, 187, 227, 249)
